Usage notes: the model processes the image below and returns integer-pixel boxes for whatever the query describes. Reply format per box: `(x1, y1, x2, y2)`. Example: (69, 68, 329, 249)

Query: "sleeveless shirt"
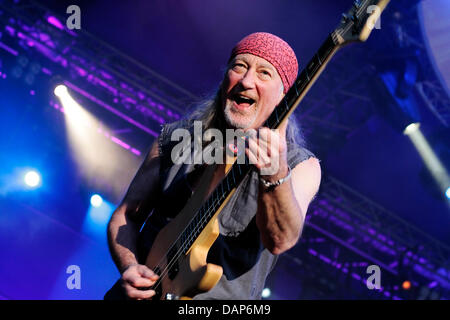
(136, 119, 316, 300)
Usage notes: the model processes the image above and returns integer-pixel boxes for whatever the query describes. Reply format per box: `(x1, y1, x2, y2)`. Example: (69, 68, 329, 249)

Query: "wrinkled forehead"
(230, 53, 278, 73)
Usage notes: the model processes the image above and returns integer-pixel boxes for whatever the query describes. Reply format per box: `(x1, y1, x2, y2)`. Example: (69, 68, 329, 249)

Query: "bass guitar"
(141, 0, 391, 300)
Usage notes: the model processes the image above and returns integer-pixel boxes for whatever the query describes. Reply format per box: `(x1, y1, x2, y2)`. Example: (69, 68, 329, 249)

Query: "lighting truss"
(374, 0, 450, 128)
(295, 46, 377, 158)
(296, 0, 450, 159)
(0, 0, 197, 139)
(416, 81, 450, 127)
(274, 175, 450, 299)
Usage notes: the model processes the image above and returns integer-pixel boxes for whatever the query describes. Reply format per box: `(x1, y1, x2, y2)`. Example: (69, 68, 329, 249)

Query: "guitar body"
(144, 202, 222, 299)
(144, 163, 237, 299)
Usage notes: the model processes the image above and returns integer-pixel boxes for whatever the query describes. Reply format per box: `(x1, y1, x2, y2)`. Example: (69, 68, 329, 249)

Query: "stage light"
(90, 194, 103, 208)
(402, 280, 411, 290)
(54, 82, 142, 200)
(24, 170, 41, 188)
(404, 125, 450, 201)
(261, 288, 271, 298)
(54, 84, 68, 97)
(403, 122, 420, 135)
(83, 196, 114, 240)
(54, 83, 96, 129)
(446, 187, 450, 199)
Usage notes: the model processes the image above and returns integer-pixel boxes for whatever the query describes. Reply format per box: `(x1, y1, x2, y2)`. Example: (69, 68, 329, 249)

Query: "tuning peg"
(353, 0, 362, 8)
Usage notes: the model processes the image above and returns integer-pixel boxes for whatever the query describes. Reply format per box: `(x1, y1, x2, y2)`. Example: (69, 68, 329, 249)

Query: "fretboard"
(179, 162, 251, 254)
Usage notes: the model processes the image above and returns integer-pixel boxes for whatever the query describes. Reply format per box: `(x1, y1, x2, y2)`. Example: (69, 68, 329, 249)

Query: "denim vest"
(137, 119, 315, 300)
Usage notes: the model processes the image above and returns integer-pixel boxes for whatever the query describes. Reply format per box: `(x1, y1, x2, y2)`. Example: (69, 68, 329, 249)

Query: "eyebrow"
(232, 57, 276, 72)
(257, 61, 276, 71)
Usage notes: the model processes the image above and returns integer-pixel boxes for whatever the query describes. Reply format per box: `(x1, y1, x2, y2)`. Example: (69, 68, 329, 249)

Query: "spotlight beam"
(405, 125, 450, 200)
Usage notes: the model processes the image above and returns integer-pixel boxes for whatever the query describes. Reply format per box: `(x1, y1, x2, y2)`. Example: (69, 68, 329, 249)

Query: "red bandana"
(229, 32, 298, 93)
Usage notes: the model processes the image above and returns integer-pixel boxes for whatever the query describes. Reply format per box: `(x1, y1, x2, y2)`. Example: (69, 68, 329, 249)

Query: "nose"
(238, 69, 256, 90)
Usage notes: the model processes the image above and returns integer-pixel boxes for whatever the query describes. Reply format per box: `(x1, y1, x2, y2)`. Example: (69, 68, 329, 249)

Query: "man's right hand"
(120, 263, 159, 300)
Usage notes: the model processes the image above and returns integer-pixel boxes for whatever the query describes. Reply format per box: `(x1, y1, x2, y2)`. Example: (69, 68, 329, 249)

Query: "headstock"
(334, 0, 390, 46)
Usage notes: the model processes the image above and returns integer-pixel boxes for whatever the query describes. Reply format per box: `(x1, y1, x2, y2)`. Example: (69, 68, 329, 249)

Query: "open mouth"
(231, 94, 256, 109)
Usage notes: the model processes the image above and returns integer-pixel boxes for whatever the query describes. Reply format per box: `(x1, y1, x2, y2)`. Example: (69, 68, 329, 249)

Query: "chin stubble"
(223, 101, 257, 129)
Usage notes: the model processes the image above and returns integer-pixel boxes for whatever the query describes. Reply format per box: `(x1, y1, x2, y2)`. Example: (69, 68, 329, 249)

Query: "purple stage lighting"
(47, 16, 64, 30)
(0, 41, 19, 56)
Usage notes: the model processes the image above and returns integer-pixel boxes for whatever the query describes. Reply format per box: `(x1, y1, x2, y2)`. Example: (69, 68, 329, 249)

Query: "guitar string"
(150, 99, 293, 292)
(149, 37, 337, 295)
(150, 170, 243, 294)
(152, 97, 295, 284)
(149, 102, 298, 291)
(149, 14, 360, 295)
(149, 143, 248, 274)
(150, 79, 307, 293)
(150, 184, 226, 288)
(149, 161, 249, 279)
(341, 1, 368, 38)
(149, 173, 223, 273)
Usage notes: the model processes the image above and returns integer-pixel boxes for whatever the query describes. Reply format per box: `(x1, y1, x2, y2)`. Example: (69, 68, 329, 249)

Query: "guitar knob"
(165, 293, 180, 300)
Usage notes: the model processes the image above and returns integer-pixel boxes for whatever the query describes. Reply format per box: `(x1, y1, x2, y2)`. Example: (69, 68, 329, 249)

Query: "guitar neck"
(264, 31, 341, 130)
(178, 162, 251, 254)
(176, 32, 342, 254)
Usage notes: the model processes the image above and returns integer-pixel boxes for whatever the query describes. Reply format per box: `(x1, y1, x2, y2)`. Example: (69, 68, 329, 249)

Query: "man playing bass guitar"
(105, 32, 321, 300)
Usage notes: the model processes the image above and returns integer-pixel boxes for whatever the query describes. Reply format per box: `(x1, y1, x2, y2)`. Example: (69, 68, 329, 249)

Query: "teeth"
(235, 94, 254, 104)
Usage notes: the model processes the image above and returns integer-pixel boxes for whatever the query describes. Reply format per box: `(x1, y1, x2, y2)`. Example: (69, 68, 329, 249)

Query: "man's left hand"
(244, 121, 289, 181)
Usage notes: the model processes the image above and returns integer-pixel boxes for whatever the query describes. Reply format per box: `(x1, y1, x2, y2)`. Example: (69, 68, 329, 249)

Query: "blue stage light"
(84, 196, 114, 241)
(446, 187, 450, 199)
(261, 288, 271, 298)
(90, 194, 103, 207)
(24, 170, 41, 188)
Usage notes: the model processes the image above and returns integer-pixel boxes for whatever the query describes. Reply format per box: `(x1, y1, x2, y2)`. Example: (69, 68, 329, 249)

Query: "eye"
(259, 69, 272, 79)
(231, 63, 246, 72)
